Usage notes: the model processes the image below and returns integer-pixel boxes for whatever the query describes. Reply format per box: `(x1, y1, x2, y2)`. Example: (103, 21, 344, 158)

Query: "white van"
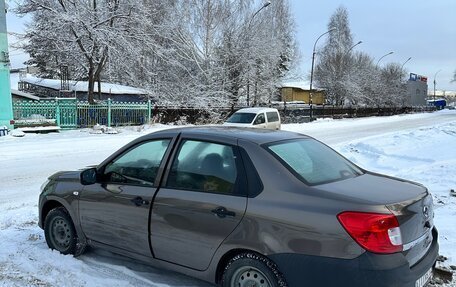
(223, 107, 281, 130)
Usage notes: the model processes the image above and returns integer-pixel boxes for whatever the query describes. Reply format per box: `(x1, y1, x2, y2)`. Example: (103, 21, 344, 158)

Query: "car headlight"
(40, 179, 50, 192)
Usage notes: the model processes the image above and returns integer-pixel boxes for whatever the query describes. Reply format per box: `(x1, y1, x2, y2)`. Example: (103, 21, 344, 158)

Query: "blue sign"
(409, 73, 427, 83)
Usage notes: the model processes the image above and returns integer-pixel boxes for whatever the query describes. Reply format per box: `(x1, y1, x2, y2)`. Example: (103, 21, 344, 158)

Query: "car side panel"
(78, 135, 179, 256)
(149, 133, 247, 271)
(39, 175, 87, 246)
(79, 184, 155, 256)
(218, 139, 368, 259)
(150, 189, 247, 270)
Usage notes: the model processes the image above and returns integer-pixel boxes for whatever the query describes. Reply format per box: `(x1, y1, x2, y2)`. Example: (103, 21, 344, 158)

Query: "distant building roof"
(280, 81, 323, 91)
(11, 89, 40, 101)
(427, 90, 456, 97)
(21, 75, 148, 95)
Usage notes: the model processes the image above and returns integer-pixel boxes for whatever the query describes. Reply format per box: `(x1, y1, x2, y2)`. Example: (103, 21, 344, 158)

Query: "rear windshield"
(266, 139, 363, 186)
(226, 112, 256, 124)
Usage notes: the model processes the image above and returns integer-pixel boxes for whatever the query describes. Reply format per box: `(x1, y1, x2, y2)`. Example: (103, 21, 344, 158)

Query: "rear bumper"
(269, 228, 439, 287)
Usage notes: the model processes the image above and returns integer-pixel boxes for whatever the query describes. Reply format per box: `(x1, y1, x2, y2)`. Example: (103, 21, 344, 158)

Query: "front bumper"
(269, 228, 439, 287)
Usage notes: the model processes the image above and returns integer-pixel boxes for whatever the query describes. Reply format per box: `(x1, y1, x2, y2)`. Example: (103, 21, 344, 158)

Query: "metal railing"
(13, 98, 152, 129)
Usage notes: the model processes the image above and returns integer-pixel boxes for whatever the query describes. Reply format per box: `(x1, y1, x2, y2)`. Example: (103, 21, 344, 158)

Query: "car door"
(252, 112, 267, 129)
(150, 138, 247, 271)
(79, 138, 173, 256)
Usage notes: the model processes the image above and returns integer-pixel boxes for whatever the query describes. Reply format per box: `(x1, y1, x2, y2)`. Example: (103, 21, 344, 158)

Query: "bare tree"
(379, 63, 408, 107)
(346, 52, 377, 106)
(16, 0, 297, 108)
(149, 0, 297, 108)
(16, 0, 152, 103)
(314, 6, 409, 108)
(314, 6, 355, 106)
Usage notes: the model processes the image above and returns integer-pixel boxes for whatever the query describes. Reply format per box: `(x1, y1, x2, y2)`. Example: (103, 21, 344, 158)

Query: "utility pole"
(433, 69, 442, 104)
(246, 1, 271, 107)
(0, 0, 14, 129)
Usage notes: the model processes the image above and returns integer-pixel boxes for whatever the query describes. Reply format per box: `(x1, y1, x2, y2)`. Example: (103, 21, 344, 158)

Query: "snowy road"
(1, 110, 455, 286)
(284, 111, 456, 144)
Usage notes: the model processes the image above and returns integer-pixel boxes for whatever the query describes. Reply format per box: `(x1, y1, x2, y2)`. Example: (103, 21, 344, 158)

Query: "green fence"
(13, 98, 152, 129)
(13, 99, 438, 129)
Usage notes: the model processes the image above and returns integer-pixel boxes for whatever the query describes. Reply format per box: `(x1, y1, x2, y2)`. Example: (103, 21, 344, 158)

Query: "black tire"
(44, 207, 77, 255)
(221, 252, 287, 287)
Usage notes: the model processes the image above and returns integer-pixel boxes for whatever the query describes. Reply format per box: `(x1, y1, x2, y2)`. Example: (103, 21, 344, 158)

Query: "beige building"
(280, 82, 325, 105)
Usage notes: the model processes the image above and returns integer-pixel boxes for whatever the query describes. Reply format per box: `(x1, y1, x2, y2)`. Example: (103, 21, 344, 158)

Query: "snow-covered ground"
(1, 110, 455, 286)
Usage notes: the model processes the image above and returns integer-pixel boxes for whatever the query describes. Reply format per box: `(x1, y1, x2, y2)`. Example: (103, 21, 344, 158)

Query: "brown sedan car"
(39, 127, 438, 287)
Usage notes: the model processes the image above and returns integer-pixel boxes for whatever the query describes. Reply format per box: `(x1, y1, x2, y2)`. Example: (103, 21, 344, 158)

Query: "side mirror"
(80, 168, 98, 185)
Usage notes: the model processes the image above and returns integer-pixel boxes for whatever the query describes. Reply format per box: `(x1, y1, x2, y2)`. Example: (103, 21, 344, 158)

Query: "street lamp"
(342, 40, 362, 67)
(346, 41, 363, 56)
(246, 1, 271, 107)
(309, 27, 336, 121)
(376, 51, 394, 66)
(398, 57, 412, 85)
(251, 1, 271, 22)
(433, 69, 442, 103)
(401, 57, 412, 70)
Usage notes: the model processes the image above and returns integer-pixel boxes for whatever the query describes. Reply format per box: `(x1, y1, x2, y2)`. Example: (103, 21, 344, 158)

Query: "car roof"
(146, 126, 307, 145)
(234, 107, 278, 113)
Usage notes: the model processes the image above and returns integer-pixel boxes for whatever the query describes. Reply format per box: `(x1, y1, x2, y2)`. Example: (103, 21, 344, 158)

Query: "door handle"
(211, 206, 236, 218)
(131, 196, 149, 207)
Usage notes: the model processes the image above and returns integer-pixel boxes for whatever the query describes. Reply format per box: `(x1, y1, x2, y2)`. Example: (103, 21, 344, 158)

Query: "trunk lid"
(317, 172, 433, 266)
(316, 173, 427, 205)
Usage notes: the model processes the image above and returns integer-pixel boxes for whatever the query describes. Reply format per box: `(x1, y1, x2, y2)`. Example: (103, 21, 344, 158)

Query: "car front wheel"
(44, 207, 77, 255)
(221, 253, 287, 287)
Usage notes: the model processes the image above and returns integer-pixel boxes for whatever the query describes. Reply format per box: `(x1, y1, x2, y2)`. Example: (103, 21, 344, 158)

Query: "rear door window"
(166, 140, 238, 194)
(266, 111, 279, 122)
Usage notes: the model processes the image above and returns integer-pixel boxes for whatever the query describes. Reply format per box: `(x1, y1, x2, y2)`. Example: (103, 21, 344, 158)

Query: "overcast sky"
(5, 0, 456, 91)
(290, 0, 456, 91)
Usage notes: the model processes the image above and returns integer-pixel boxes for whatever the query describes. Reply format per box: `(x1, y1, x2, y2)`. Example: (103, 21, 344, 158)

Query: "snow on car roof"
(234, 107, 279, 113)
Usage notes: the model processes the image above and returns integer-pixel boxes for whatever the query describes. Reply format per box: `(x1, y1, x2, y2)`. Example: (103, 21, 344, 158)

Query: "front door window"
(103, 139, 170, 186)
(253, 113, 266, 125)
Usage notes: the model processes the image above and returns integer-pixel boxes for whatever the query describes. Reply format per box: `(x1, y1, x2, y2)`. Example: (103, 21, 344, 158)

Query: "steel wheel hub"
(51, 217, 71, 249)
(231, 266, 272, 287)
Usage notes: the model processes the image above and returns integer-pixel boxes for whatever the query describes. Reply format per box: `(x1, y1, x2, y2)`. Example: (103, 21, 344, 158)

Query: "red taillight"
(337, 211, 403, 254)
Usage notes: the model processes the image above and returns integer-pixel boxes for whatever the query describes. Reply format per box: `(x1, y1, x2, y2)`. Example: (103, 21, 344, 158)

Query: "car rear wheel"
(44, 207, 77, 255)
(221, 253, 287, 287)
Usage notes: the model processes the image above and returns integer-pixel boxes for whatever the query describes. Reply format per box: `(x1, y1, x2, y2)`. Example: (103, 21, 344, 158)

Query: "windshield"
(226, 113, 256, 124)
(266, 139, 363, 186)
